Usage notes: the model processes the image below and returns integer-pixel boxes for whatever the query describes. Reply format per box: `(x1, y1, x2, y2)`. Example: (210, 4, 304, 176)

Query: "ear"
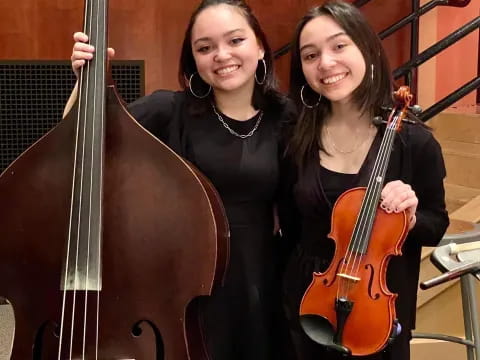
(257, 39, 265, 60)
(258, 47, 265, 60)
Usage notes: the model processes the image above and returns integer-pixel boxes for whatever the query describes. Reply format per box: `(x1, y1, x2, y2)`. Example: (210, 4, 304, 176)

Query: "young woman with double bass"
(279, 1, 449, 359)
(67, 0, 294, 358)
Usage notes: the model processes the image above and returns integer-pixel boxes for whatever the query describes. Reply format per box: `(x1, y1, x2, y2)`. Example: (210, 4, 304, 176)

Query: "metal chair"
(414, 220, 480, 360)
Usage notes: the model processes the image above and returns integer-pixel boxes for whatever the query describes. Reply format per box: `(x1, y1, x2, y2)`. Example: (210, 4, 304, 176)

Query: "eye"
(230, 37, 245, 45)
(302, 53, 318, 61)
(335, 43, 347, 50)
(196, 45, 211, 53)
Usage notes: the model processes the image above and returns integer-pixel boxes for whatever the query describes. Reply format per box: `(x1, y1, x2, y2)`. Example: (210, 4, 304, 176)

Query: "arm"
(276, 155, 302, 256)
(408, 134, 449, 247)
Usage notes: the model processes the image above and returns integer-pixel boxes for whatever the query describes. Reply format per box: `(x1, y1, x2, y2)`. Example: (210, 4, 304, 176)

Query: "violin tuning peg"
(372, 116, 385, 126)
(409, 104, 422, 115)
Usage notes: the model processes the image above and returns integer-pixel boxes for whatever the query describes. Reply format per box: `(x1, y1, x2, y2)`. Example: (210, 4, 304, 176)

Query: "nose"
(318, 52, 336, 70)
(214, 45, 232, 62)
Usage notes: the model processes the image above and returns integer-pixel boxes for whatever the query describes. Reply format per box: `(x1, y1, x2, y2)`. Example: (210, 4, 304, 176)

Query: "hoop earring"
(188, 72, 212, 99)
(371, 64, 374, 82)
(255, 58, 267, 85)
(301, 84, 321, 108)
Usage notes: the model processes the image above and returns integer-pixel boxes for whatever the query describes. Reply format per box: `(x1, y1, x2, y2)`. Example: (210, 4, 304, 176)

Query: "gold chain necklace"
(324, 124, 374, 154)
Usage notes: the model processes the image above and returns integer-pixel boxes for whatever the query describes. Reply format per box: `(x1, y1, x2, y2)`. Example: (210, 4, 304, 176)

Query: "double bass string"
(58, 0, 96, 358)
(80, 0, 106, 356)
(90, 0, 106, 357)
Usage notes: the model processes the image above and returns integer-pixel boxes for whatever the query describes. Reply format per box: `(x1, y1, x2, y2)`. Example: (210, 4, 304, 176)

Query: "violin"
(0, 0, 229, 358)
(299, 87, 413, 356)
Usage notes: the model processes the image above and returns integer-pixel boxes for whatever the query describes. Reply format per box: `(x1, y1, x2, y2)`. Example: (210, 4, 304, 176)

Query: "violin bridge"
(337, 273, 360, 282)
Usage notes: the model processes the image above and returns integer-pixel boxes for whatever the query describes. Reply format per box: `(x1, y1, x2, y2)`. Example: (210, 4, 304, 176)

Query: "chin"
(216, 79, 250, 93)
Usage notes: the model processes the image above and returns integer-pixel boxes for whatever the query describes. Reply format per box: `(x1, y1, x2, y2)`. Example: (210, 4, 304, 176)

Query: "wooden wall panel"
(0, 0, 412, 95)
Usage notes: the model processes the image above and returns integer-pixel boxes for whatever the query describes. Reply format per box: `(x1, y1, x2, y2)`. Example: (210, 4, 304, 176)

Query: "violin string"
(348, 114, 398, 281)
(342, 113, 399, 302)
(335, 122, 386, 299)
(337, 120, 394, 301)
(337, 111, 398, 301)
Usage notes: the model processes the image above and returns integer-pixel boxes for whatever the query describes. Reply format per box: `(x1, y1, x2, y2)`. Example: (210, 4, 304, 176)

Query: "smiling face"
(299, 15, 366, 105)
(190, 4, 265, 95)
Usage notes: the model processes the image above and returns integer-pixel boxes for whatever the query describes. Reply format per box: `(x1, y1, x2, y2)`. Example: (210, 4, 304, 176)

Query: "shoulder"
(128, 90, 185, 116)
(127, 90, 186, 131)
(263, 95, 297, 131)
(400, 122, 440, 153)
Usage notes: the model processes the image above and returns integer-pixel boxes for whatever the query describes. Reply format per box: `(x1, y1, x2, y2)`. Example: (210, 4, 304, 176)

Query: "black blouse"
(279, 123, 449, 331)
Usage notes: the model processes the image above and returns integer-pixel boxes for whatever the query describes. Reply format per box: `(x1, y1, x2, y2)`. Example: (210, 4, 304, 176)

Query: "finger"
(71, 50, 94, 63)
(380, 180, 404, 198)
(408, 214, 417, 230)
(393, 197, 418, 214)
(73, 32, 89, 42)
(72, 59, 86, 71)
(389, 190, 416, 213)
(73, 42, 95, 53)
(107, 47, 115, 60)
(381, 182, 412, 211)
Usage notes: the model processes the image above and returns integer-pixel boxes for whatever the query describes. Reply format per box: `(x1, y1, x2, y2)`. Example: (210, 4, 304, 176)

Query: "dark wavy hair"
(178, 0, 284, 114)
(288, 0, 393, 169)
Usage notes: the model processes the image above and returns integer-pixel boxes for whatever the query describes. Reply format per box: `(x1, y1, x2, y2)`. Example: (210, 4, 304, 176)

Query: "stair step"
(450, 194, 480, 223)
(429, 112, 480, 144)
(411, 338, 467, 360)
(441, 140, 480, 188)
(444, 183, 480, 213)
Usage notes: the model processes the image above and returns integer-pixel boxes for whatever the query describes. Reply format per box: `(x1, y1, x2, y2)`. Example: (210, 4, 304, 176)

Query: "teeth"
(216, 65, 239, 75)
(322, 73, 347, 84)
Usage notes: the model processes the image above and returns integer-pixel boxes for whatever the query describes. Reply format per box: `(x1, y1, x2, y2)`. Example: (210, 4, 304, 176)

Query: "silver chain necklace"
(212, 104, 263, 139)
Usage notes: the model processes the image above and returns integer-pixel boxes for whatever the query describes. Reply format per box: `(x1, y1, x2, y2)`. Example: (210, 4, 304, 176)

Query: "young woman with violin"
(278, 1, 449, 359)
(66, 0, 293, 358)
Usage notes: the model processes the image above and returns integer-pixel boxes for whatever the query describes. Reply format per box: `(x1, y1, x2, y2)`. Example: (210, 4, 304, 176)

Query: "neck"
(213, 80, 257, 120)
(328, 100, 372, 129)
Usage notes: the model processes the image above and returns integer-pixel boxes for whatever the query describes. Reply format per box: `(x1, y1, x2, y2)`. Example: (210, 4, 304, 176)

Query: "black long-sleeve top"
(279, 122, 449, 331)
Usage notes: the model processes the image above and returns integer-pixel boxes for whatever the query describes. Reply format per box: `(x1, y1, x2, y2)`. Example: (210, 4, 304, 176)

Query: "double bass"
(299, 87, 413, 356)
(0, 0, 229, 358)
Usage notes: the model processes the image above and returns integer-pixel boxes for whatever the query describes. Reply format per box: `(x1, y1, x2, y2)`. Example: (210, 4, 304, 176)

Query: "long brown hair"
(178, 0, 284, 115)
(288, 0, 393, 169)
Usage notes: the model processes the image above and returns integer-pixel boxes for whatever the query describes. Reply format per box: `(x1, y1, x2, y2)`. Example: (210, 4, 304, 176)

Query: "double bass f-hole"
(299, 87, 413, 356)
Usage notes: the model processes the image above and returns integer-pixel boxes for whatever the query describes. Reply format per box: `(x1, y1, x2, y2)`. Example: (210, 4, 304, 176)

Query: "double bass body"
(0, 0, 229, 356)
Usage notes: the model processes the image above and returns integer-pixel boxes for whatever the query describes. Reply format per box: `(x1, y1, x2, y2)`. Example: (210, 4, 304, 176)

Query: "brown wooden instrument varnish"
(0, 0, 229, 358)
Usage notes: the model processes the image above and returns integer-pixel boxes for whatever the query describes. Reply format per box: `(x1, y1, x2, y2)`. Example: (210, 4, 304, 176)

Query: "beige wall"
(418, 0, 479, 111)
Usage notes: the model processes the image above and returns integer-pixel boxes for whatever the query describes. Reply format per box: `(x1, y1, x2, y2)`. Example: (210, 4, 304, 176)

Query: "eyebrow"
(193, 28, 245, 46)
(300, 31, 348, 52)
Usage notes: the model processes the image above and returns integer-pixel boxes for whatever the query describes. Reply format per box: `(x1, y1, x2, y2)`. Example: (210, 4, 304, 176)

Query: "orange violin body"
(299, 87, 414, 356)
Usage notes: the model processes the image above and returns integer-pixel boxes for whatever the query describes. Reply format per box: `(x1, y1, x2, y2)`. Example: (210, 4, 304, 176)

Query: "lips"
(321, 72, 348, 85)
(215, 65, 240, 76)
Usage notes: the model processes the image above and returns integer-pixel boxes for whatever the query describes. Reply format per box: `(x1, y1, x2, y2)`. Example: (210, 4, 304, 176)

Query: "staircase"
(412, 110, 480, 360)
